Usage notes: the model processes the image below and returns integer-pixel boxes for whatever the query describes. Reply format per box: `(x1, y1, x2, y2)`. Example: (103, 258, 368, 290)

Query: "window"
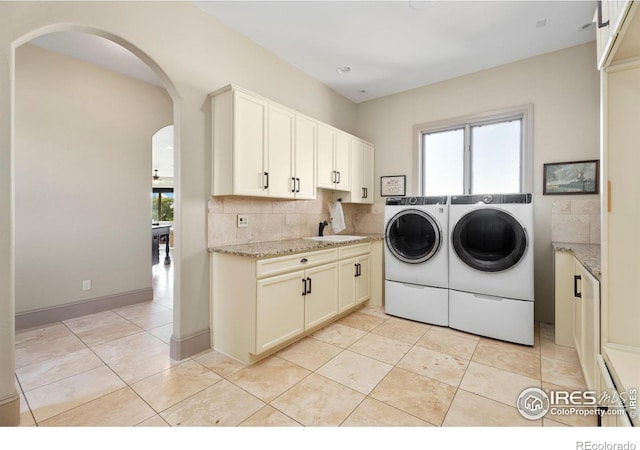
(152, 188, 174, 222)
(419, 106, 531, 196)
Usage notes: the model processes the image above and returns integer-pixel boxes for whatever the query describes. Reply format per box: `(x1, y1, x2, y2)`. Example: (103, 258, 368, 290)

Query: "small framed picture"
(543, 160, 599, 195)
(380, 175, 406, 197)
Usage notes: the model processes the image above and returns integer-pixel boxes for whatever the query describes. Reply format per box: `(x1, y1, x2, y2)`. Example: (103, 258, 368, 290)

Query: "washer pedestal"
(385, 280, 448, 326)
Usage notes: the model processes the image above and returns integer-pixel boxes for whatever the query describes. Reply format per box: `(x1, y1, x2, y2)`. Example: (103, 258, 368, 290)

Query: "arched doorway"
(6, 25, 182, 426)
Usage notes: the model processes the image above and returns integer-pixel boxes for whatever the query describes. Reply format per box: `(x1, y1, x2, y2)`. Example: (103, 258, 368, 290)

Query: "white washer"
(384, 196, 449, 326)
(448, 193, 534, 345)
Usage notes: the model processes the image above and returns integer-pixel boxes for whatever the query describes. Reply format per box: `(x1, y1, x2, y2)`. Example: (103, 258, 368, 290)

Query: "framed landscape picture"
(543, 160, 599, 195)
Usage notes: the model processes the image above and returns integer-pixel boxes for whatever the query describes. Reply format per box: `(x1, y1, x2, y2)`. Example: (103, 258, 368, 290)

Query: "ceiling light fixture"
(336, 66, 352, 75)
(153, 169, 160, 181)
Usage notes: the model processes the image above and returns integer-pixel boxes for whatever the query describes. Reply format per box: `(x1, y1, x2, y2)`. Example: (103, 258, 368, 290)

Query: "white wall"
(0, 1, 358, 415)
(356, 42, 600, 323)
(15, 43, 172, 313)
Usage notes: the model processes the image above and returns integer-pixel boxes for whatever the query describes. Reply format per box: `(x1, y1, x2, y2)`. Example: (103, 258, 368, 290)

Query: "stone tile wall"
(551, 198, 601, 245)
(207, 190, 385, 247)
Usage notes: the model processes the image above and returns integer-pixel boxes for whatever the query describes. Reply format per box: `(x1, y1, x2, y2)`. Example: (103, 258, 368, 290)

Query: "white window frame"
(412, 104, 533, 196)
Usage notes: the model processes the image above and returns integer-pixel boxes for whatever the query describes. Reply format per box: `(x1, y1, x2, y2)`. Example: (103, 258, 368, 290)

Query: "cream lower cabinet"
(256, 262, 338, 354)
(211, 243, 371, 364)
(597, 355, 634, 427)
(338, 243, 371, 312)
(573, 260, 600, 391)
(554, 250, 600, 391)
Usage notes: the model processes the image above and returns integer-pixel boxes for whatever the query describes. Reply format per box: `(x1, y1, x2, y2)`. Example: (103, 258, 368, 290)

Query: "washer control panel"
(386, 196, 448, 206)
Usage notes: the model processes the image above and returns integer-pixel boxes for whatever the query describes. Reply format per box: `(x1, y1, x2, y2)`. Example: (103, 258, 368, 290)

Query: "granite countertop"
(552, 242, 601, 280)
(209, 233, 384, 258)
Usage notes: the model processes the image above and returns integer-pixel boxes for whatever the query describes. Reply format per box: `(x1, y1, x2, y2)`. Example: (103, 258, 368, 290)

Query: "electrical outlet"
(237, 214, 249, 228)
(82, 280, 92, 291)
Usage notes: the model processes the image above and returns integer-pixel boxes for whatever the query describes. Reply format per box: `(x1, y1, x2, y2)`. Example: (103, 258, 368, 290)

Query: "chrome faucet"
(318, 220, 329, 236)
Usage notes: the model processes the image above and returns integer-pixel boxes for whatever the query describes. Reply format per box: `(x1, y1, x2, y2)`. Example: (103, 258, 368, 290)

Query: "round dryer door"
(385, 209, 442, 264)
(452, 209, 527, 272)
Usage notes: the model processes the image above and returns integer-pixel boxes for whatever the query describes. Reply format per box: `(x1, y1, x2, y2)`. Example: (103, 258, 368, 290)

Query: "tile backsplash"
(207, 190, 385, 247)
(551, 198, 600, 245)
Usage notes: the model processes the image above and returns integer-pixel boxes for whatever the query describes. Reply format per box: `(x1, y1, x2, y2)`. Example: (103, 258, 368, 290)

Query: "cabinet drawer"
(338, 242, 371, 259)
(256, 248, 338, 278)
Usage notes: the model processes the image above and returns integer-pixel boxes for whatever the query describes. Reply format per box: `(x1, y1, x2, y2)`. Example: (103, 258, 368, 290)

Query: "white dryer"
(384, 196, 449, 326)
(448, 193, 534, 345)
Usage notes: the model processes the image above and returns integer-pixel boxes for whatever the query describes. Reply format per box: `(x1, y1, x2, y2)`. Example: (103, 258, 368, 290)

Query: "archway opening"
(12, 27, 181, 426)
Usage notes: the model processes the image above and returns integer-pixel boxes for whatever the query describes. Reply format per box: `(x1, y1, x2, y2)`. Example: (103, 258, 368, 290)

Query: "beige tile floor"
(15, 259, 595, 427)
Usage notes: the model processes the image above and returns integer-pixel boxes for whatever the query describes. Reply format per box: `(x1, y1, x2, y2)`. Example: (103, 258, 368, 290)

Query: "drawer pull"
(574, 275, 582, 298)
(300, 258, 308, 264)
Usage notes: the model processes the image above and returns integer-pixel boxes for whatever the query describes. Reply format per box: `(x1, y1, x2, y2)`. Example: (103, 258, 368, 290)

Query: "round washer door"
(452, 208, 527, 272)
(385, 209, 442, 264)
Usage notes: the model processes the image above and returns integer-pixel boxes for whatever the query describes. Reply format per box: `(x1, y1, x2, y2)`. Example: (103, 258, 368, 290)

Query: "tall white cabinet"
(596, 0, 640, 427)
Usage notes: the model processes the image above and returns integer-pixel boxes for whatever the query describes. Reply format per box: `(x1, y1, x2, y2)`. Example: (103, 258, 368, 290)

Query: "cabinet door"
(350, 139, 364, 203)
(316, 123, 336, 189)
(554, 251, 575, 347)
(266, 104, 295, 199)
(355, 254, 371, 304)
(606, 66, 640, 348)
(334, 131, 351, 190)
(304, 262, 339, 329)
(256, 270, 305, 354)
(573, 260, 584, 362)
(578, 263, 600, 390)
(338, 258, 357, 313)
(234, 91, 268, 197)
(294, 115, 316, 199)
(362, 143, 374, 205)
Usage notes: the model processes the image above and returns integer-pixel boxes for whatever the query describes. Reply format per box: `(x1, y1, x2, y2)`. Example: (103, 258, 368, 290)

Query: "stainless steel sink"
(304, 235, 366, 242)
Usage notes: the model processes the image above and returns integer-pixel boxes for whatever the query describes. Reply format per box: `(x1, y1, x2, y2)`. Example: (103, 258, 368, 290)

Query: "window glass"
(422, 128, 464, 196)
(471, 119, 521, 194)
(152, 189, 174, 222)
(420, 111, 527, 196)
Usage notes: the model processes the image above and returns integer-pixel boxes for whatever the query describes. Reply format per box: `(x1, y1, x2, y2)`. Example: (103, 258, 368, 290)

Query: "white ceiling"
(29, 1, 598, 105)
(195, 0, 598, 103)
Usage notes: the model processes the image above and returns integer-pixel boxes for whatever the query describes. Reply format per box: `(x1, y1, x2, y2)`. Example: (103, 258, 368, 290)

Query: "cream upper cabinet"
(334, 131, 352, 190)
(316, 122, 335, 189)
(212, 84, 367, 199)
(266, 103, 295, 199)
(317, 123, 351, 191)
(595, 0, 633, 69)
(211, 87, 268, 197)
(293, 115, 317, 199)
(338, 138, 374, 204)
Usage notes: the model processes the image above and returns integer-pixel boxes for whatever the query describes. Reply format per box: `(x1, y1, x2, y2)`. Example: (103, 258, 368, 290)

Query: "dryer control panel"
(450, 194, 532, 205)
